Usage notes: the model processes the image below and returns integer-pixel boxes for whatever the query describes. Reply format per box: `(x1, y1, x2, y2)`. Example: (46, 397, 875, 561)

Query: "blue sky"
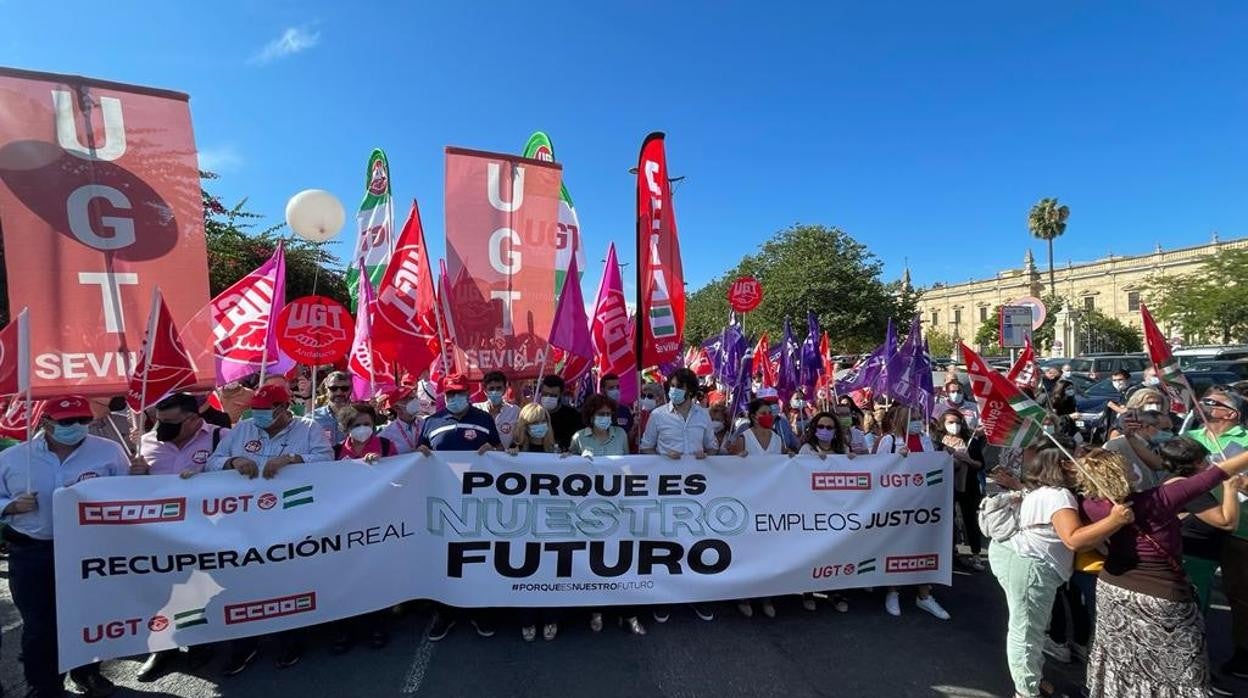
(3, 1, 1246, 299)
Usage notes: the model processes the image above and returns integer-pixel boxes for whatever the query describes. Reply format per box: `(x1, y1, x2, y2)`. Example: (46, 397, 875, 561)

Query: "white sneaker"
(1042, 637, 1071, 663)
(736, 601, 754, 618)
(884, 591, 901, 617)
(915, 595, 950, 620)
(542, 623, 558, 641)
(590, 613, 603, 633)
(521, 625, 536, 642)
(802, 595, 817, 612)
(761, 600, 776, 618)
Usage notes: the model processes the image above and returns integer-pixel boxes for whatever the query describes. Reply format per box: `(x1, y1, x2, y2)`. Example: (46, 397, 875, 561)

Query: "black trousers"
(7, 534, 101, 692)
(955, 486, 984, 555)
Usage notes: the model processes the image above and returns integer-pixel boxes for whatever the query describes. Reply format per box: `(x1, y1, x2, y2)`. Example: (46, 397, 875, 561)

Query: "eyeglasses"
(1201, 398, 1237, 411)
(55, 417, 92, 426)
(327, 385, 351, 393)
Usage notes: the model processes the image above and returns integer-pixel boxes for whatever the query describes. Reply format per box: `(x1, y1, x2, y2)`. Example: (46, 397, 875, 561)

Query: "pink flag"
(348, 260, 396, 400)
(183, 243, 289, 384)
(591, 243, 638, 405)
(549, 255, 594, 362)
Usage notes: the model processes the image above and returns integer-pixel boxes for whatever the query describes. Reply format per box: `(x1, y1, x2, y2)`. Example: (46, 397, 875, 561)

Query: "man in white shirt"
(203, 384, 332, 675)
(473, 370, 520, 449)
(639, 368, 718, 623)
(0, 396, 129, 697)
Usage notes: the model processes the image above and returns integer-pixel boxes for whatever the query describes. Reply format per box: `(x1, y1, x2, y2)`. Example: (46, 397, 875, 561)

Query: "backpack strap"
(211, 427, 223, 452)
(380, 437, 396, 457)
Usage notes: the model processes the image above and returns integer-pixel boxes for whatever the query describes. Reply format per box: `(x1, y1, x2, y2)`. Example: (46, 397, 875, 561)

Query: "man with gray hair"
(311, 371, 353, 445)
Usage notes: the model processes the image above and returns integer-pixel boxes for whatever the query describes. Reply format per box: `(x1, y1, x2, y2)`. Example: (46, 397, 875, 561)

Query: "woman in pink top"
(1079, 446, 1248, 697)
(334, 403, 396, 463)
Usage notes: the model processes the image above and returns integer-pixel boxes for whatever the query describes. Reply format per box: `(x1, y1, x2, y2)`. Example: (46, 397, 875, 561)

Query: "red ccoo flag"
(374, 201, 439, 377)
(127, 291, 197, 411)
(635, 132, 686, 370)
(1140, 303, 1194, 411)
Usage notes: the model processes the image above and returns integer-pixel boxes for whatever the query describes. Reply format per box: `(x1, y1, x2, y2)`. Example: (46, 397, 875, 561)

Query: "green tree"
(971, 296, 1063, 354)
(926, 328, 955, 360)
(683, 224, 919, 352)
(1028, 198, 1070, 298)
(1145, 248, 1248, 344)
(1069, 308, 1142, 353)
(973, 305, 1003, 351)
(1033, 295, 1064, 353)
(203, 172, 348, 302)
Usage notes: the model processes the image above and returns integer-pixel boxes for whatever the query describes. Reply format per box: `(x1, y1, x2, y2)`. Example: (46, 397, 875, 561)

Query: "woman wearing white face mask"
(872, 405, 950, 620)
(506, 403, 561, 642)
(940, 409, 986, 571)
(334, 404, 397, 464)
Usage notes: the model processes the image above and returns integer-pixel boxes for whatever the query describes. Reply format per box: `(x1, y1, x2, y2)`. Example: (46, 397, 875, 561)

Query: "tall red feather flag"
(374, 201, 439, 377)
(635, 133, 685, 370)
(126, 291, 197, 411)
(751, 333, 776, 387)
(1006, 336, 1040, 390)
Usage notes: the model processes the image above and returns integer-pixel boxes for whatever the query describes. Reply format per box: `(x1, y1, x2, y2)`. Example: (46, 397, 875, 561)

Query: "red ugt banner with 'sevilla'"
(0, 68, 211, 398)
(636, 132, 685, 368)
(444, 148, 561, 380)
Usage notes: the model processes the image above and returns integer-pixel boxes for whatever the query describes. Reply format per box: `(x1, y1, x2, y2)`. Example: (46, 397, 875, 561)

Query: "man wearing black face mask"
(133, 392, 230, 478)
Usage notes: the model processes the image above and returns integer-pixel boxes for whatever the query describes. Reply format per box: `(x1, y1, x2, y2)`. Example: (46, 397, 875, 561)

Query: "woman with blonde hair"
(506, 402, 558, 641)
(509, 403, 556, 454)
(1080, 446, 1248, 697)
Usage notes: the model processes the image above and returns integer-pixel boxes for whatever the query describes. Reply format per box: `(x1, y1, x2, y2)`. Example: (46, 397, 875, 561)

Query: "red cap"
(45, 396, 93, 420)
(379, 384, 416, 410)
(440, 373, 469, 393)
(251, 384, 292, 409)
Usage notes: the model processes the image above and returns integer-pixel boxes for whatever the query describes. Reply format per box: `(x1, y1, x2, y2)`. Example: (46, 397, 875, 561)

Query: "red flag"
(962, 343, 1047, 448)
(0, 309, 30, 398)
(1141, 304, 1194, 411)
(375, 201, 439, 376)
(751, 333, 776, 387)
(1006, 336, 1040, 390)
(690, 347, 714, 377)
(348, 261, 396, 400)
(591, 243, 638, 405)
(431, 259, 463, 379)
(0, 396, 43, 440)
(126, 292, 197, 411)
(636, 132, 686, 368)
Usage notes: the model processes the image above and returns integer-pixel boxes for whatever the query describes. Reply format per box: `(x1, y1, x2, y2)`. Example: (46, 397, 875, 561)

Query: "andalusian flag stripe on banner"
(521, 132, 586, 295)
(347, 149, 395, 309)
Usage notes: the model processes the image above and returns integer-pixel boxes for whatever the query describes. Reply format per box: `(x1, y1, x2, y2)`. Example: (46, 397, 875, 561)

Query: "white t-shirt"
(1007, 486, 1077, 580)
(741, 428, 782, 455)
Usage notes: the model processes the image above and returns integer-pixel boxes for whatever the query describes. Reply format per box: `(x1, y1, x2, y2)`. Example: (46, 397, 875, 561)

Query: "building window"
(1127, 291, 1140, 311)
(979, 306, 988, 322)
(931, 310, 939, 326)
(954, 308, 962, 325)
(1083, 296, 1095, 312)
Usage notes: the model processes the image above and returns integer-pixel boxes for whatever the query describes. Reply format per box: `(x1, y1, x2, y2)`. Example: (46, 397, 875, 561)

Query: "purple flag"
(548, 255, 594, 362)
(883, 317, 935, 418)
(799, 311, 823, 395)
(702, 319, 747, 388)
(777, 317, 799, 401)
(835, 318, 897, 396)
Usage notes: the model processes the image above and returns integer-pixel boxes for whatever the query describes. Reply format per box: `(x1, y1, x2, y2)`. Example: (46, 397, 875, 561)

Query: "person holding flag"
(0, 396, 129, 698)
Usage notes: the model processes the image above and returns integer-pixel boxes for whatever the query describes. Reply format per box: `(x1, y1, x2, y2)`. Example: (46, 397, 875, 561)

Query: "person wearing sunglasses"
(0, 396, 129, 698)
(1189, 386, 1248, 681)
(311, 371, 355, 446)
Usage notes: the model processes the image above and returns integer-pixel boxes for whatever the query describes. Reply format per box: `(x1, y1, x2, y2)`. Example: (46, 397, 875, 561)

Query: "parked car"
(1073, 373, 1144, 441)
(1067, 354, 1150, 381)
(1187, 359, 1248, 380)
(1038, 357, 1069, 370)
(1174, 346, 1248, 370)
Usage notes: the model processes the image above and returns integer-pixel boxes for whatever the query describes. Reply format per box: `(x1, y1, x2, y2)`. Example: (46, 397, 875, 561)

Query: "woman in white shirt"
(731, 399, 785, 619)
(989, 449, 1133, 698)
(797, 412, 853, 613)
(872, 405, 946, 620)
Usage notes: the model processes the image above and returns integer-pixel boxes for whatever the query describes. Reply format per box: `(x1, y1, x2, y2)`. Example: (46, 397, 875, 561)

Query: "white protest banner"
(55, 452, 950, 670)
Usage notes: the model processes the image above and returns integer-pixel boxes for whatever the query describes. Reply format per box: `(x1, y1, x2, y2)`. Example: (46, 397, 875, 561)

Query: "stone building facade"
(911, 234, 1248, 357)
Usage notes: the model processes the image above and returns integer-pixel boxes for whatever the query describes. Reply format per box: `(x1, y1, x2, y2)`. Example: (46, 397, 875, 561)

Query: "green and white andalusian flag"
(346, 149, 395, 309)
(522, 132, 585, 294)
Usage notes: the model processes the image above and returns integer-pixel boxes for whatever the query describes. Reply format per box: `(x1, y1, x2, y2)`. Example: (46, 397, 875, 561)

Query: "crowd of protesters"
(1, 357, 1246, 698)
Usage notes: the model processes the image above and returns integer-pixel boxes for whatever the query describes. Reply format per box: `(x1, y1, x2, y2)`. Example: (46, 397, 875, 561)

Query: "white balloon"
(285, 189, 345, 242)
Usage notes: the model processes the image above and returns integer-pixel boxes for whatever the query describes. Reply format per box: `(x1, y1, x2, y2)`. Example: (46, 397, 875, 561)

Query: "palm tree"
(1028, 197, 1070, 298)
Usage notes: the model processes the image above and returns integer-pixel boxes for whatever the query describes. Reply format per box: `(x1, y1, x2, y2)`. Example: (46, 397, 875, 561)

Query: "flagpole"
(16, 309, 32, 493)
(129, 287, 162, 452)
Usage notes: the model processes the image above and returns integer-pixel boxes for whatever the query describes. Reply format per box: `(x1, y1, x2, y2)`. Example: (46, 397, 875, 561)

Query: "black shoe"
(136, 650, 172, 682)
(471, 619, 496, 638)
(1221, 656, 1248, 679)
(1210, 680, 1234, 697)
(222, 646, 259, 677)
(185, 645, 215, 671)
(691, 603, 715, 621)
(67, 671, 115, 698)
(368, 630, 390, 649)
(274, 644, 302, 669)
(329, 634, 352, 655)
(427, 613, 455, 641)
